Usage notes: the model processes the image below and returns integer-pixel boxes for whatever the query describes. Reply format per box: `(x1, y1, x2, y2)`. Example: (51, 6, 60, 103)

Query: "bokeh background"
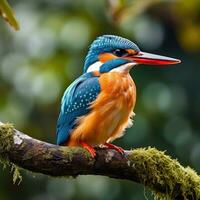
(0, 0, 200, 199)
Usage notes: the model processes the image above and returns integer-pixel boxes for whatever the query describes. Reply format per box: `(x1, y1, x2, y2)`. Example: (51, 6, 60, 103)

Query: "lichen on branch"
(128, 148, 200, 200)
(0, 123, 14, 153)
(0, 123, 22, 184)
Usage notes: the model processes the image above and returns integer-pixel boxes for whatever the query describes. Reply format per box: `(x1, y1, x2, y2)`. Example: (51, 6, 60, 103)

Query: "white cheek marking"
(87, 61, 102, 72)
(110, 62, 137, 73)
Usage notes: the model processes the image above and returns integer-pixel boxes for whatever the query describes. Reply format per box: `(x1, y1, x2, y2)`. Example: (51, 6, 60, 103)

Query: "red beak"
(128, 51, 181, 65)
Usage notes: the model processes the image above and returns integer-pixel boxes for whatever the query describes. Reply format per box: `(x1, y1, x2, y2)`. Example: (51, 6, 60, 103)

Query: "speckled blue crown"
(83, 35, 140, 73)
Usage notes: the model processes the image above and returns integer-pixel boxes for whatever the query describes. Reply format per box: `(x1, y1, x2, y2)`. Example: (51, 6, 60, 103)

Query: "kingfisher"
(56, 35, 180, 157)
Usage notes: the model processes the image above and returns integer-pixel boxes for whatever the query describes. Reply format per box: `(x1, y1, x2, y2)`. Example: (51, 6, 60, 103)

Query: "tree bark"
(0, 122, 200, 200)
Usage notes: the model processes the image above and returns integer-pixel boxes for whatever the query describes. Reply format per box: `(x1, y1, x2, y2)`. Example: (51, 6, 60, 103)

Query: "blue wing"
(56, 72, 101, 145)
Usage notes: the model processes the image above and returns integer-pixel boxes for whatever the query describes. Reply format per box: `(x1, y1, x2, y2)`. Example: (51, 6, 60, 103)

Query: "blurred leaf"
(179, 24, 200, 51)
(0, 0, 19, 31)
(173, 0, 200, 51)
(107, 0, 162, 23)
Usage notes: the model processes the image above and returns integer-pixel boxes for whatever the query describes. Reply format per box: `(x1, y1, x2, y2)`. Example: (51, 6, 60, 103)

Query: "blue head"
(83, 35, 180, 74)
(84, 35, 140, 73)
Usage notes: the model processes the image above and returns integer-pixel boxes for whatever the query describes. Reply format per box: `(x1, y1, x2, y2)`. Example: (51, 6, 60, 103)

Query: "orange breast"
(67, 72, 136, 146)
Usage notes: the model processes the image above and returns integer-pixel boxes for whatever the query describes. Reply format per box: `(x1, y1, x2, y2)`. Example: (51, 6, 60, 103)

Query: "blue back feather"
(56, 72, 101, 145)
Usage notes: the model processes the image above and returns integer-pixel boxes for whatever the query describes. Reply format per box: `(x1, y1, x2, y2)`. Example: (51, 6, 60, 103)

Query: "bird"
(56, 35, 181, 157)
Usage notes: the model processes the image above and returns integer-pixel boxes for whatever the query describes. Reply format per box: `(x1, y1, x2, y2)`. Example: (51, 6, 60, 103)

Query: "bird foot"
(80, 141, 96, 158)
(104, 143, 125, 155)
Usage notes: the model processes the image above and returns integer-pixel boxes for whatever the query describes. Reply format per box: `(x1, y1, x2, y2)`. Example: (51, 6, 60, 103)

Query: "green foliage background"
(0, 0, 200, 199)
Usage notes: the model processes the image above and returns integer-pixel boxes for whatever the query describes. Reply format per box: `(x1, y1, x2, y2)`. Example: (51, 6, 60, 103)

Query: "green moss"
(60, 146, 95, 163)
(0, 156, 9, 169)
(128, 147, 200, 200)
(0, 123, 14, 168)
(0, 123, 14, 153)
(44, 147, 94, 179)
(0, 123, 22, 185)
(11, 164, 22, 185)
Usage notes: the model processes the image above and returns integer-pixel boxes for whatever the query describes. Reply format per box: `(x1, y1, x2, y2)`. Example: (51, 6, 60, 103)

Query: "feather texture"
(56, 72, 101, 145)
(67, 72, 136, 146)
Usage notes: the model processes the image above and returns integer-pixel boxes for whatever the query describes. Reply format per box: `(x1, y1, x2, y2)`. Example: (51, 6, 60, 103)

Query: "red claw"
(104, 143, 125, 155)
(80, 141, 96, 158)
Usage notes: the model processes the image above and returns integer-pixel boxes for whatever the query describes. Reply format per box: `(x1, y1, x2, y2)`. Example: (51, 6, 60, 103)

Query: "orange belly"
(67, 71, 136, 146)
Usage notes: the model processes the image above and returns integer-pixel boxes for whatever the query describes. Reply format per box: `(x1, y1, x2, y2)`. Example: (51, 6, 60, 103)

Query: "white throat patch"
(86, 61, 136, 73)
(110, 62, 136, 73)
(86, 61, 102, 73)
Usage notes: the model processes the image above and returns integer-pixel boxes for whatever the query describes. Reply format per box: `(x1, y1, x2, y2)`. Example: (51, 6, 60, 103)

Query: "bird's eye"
(112, 49, 128, 57)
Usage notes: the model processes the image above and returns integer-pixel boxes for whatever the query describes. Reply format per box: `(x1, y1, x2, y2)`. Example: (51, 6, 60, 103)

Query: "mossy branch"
(0, 122, 200, 200)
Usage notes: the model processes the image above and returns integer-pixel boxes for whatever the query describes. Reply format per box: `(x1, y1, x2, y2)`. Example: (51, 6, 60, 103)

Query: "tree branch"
(0, 122, 200, 199)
